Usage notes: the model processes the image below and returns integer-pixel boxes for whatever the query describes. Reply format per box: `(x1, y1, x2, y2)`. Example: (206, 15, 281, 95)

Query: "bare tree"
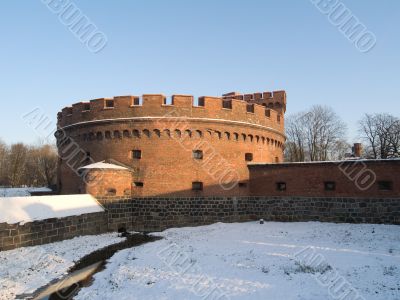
(8, 143, 29, 187)
(285, 105, 348, 162)
(388, 119, 400, 157)
(0, 140, 8, 186)
(359, 113, 400, 159)
(0, 139, 59, 188)
(33, 144, 58, 186)
(285, 113, 306, 162)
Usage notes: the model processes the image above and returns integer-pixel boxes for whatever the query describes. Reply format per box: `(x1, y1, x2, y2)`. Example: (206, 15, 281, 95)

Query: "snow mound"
(0, 194, 104, 224)
(79, 161, 128, 170)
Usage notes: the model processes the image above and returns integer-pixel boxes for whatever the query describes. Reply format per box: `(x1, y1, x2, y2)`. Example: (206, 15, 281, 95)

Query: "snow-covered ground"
(0, 233, 125, 300)
(76, 222, 400, 300)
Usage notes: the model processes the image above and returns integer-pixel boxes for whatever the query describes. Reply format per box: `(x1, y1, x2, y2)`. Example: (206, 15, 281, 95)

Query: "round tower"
(56, 92, 286, 197)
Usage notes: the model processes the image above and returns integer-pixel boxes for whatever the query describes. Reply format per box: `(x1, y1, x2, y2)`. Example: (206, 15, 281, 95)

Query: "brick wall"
(249, 160, 400, 197)
(83, 169, 133, 197)
(0, 212, 107, 251)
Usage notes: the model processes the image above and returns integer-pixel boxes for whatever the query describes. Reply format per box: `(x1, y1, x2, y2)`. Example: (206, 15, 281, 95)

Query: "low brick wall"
(0, 212, 108, 251)
(99, 196, 400, 232)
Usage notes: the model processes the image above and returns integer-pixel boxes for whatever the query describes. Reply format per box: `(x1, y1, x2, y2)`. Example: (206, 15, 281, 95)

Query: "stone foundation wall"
(97, 196, 133, 232)
(100, 196, 400, 232)
(1, 196, 399, 251)
(0, 212, 107, 251)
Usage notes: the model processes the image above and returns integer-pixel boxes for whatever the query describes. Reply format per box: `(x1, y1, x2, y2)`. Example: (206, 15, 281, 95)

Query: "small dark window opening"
(238, 182, 247, 188)
(114, 131, 121, 139)
(245, 153, 253, 161)
(277, 114, 281, 123)
(276, 182, 286, 191)
(123, 130, 130, 138)
(324, 181, 336, 191)
(134, 182, 144, 187)
(132, 150, 142, 159)
(83, 103, 91, 111)
(378, 181, 393, 191)
(192, 182, 203, 191)
(105, 100, 114, 108)
(246, 104, 254, 113)
(198, 97, 205, 107)
(106, 188, 117, 196)
(222, 100, 232, 109)
(132, 97, 141, 106)
(192, 150, 203, 160)
(265, 109, 271, 117)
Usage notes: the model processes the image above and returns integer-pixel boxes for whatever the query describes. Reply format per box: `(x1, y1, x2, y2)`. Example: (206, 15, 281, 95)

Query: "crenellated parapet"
(57, 93, 286, 134)
(222, 90, 286, 113)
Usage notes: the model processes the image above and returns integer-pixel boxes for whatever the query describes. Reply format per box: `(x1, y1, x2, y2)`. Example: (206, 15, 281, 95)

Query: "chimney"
(353, 143, 362, 158)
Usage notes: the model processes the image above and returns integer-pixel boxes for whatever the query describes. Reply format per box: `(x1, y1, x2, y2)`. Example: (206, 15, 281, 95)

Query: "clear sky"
(0, 0, 399, 144)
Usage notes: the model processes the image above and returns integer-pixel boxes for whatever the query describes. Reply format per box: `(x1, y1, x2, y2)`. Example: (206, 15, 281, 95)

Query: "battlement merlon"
(222, 90, 287, 113)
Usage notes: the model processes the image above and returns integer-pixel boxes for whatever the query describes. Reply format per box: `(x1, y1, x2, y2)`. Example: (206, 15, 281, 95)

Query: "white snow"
(0, 194, 104, 224)
(0, 233, 125, 300)
(76, 222, 400, 300)
(0, 187, 52, 197)
(79, 161, 129, 170)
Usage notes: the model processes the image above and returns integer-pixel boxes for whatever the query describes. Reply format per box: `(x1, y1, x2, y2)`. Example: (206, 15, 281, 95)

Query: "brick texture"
(249, 160, 400, 197)
(56, 93, 286, 197)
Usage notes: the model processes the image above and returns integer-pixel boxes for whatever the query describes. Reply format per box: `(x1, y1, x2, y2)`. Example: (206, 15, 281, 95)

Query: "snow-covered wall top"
(0, 187, 52, 197)
(0, 194, 104, 224)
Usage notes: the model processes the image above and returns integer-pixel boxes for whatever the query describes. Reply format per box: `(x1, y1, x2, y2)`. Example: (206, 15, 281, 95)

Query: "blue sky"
(0, 0, 399, 144)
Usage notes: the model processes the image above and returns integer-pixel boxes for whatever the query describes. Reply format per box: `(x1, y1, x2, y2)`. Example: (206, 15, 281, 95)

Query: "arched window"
(174, 129, 181, 138)
(88, 132, 95, 141)
(96, 132, 103, 141)
(143, 129, 151, 138)
(113, 131, 121, 139)
(123, 130, 130, 138)
(184, 129, 192, 138)
(153, 129, 161, 137)
(132, 129, 140, 138)
(195, 130, 202, 138)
